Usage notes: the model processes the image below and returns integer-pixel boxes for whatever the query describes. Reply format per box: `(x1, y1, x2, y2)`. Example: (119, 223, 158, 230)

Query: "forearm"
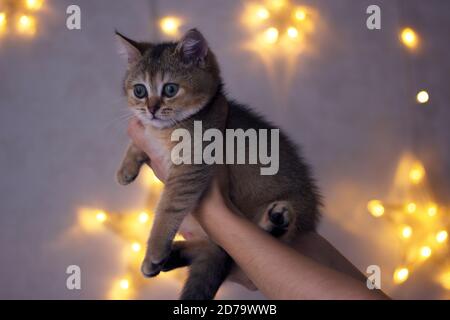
(198, 204, 388, 300)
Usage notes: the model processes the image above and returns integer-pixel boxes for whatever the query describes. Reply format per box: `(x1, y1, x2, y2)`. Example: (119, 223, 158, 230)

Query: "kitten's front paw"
(141, 245, 171, 278)
(116, 164, 140, 185)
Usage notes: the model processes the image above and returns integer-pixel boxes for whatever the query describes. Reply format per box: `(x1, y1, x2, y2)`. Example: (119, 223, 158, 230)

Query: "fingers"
(127, 118, 145, 144)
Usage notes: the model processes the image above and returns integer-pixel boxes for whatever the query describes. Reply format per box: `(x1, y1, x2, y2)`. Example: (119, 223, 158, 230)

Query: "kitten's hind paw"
(259, 201, 294, 238)
(141, 258, 164, 278)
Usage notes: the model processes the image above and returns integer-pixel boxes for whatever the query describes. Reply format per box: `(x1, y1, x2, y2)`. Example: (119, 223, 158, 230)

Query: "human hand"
(126, 117, 168, 182)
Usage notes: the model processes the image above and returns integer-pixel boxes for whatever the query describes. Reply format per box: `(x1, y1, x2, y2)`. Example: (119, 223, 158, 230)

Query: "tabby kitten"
(115, 29, 321, 300)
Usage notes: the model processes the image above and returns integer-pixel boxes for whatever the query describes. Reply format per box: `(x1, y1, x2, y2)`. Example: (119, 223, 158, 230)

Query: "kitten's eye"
(133, 84, 148, 99)
(162, 83, 179, 98)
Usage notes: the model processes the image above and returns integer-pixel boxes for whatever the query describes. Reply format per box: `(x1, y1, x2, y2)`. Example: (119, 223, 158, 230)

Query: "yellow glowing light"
(131, 242, 141, 252)
(416, 90, 429, 104)
(295, 9, 306, 21)
(409, 162, 425, 184)
(287, 27, 298, 38)
(96, 211, 107, 223)
(401, 225, 413, 239)
(367, 200, 384, 217)
(17, 15, 35, 35)
(0, 12, 6, 26)
(256, 7, 269, 20)
(393, 267, 409, 284)
(436, 230, 448, 243)
(401, 28, 417, 48)
(439, 270, 450, 290)
(405, 202, 417, 214)
(427, 204, 438, 217)
(138, 212, 149, 224)
(159, 17, 180, 36)
(264, 27, 279, 44)
(119, 279, 130, 290)
(269, 0, 285, 10)
(26, 0, 44, 10)
(420, 246, 432, 258)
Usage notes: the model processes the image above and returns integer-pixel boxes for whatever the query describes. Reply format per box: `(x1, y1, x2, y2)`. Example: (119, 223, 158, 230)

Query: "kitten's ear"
(176, 29, 209, 65)
(115, 31, 142, 65)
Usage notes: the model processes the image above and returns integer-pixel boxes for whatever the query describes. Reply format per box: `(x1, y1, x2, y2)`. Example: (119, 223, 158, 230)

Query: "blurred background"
(0, 0, 449, 299)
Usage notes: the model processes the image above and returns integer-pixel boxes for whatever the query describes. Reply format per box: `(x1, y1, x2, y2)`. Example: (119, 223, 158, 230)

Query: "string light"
(131, 242, 141, 252)
(427, 204, 438, 217)
(420, 246, 432, 259)
(295, 9, 306, 21)
(138, 212, 149, 224)
(26, 0, 44, 10)
(405, 202, 417, 214)
(264, 27, 279, 44)
(159, 16, 181, 36)
(438, 270, 450, 290)
(436, 230, 448, 243)
(119, 279, 130, 290)
(95, 211, 107, 223)
(416, 90, 429, 104)
(368, 155, 450, 286)
(401, 225, 413, 239)
(256, 7, 270, 20)
(409, 162, 425, 184)
(400, 27, 418, 48)
(367, 200, 384, 217)
(0, 12, 6, 26)
(287, 26, 298, 38)
(393, 267, 409, 284)
(76, 169, 187, 299)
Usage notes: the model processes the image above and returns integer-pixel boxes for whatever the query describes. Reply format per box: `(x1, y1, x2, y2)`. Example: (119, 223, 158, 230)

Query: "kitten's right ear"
(115, 31, 142, 65)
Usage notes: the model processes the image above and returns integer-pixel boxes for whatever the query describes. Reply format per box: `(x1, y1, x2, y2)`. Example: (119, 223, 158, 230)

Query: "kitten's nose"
(147, 97, 161, 115)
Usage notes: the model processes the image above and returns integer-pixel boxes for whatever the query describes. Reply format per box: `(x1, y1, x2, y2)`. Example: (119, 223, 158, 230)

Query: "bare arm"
(195, 182, 389, 300)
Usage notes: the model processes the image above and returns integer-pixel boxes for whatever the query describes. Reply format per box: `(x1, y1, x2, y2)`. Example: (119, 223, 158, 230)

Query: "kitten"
(115, 29, 321, 300)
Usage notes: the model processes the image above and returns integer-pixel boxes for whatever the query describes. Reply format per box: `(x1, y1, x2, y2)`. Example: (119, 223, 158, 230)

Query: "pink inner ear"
(116, 34, 142, 65)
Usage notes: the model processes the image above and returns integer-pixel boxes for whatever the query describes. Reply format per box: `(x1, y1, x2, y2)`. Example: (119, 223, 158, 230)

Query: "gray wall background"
(0, 0, 449, 299)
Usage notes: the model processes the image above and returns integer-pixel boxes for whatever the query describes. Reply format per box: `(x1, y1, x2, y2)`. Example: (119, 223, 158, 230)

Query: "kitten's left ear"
(176, 28, 209, 65)
(115, 31, 143, 66)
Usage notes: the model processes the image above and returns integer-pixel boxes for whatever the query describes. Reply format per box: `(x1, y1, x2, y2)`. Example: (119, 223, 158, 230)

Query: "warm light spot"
(287, 26, 298, 38)
(295, 9, 306, 21)
(96, 211, 107, 223)
(131, 242, 141, 252)
(159, 16, 181, 36)
(264, 27, 279, 44)
(26, 0, 44, 10)
(427, 204, 438, 217)
(409, 162, 425, 184)
(269, 0, 286, 10)
(17, 15, 36, 35)
(420, 246, 432, 259)
(416, 90, 429, 104)
(393, 267, 409, 284)
(405, 202, 417, 214)
(439, 270, 450, 290)
(256, 7, 269, 20)
(138, 212, 149, 224)
(0, 12, 6, 26)
(77, 208, 108, 232)
(401, 225, 413, 239)
(436, 230, 448, 243)
(367, 200, 384, 217)
(119, 279, 130, 290)
(400, 27, 417, 48)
